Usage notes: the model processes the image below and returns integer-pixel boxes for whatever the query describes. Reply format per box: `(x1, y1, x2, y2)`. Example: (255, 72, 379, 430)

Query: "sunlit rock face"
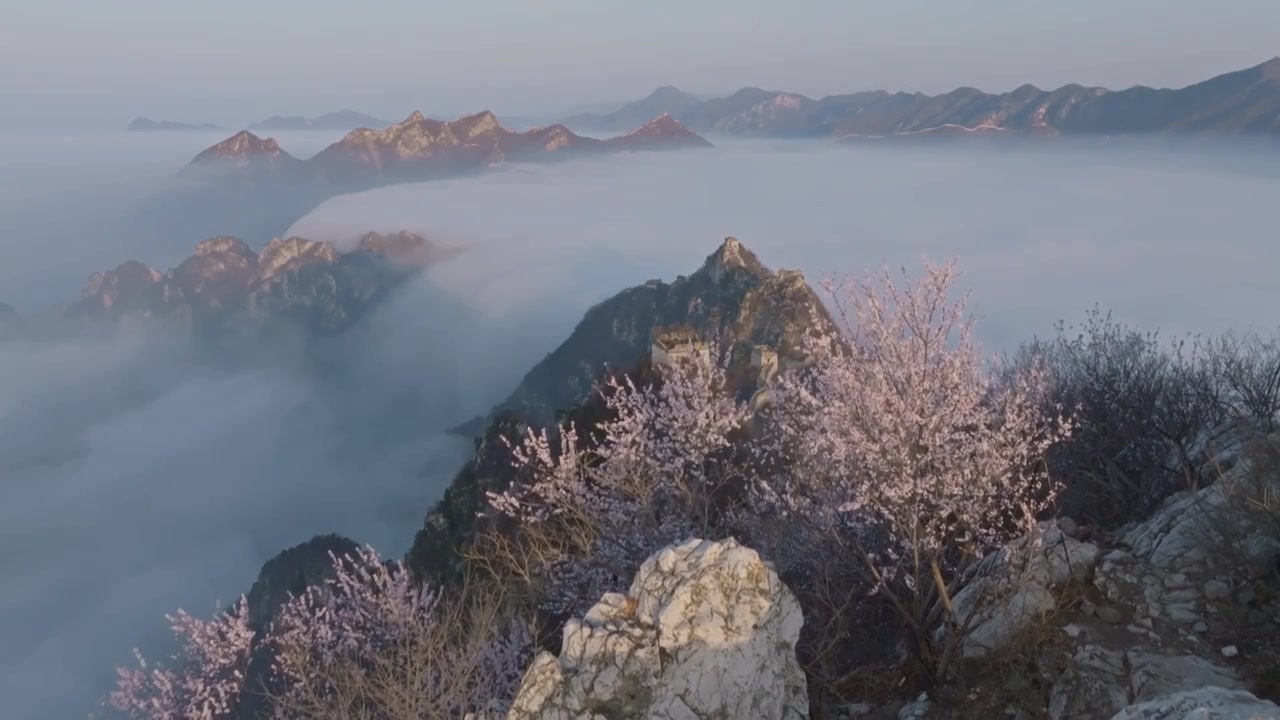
(504, 538, 809, 720)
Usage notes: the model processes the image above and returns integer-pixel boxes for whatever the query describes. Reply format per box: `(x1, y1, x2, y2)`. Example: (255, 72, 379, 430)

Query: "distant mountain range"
(562, 58, 1280, 139)
(127, 117, 226, 132)
(130, 111, 711, 248)
(185, 110, 711, 185)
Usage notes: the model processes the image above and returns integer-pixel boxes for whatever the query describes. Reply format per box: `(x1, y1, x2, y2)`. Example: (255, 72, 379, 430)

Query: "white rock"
(898, 692, 930, 720)
(1221, 645, 1239, 658)
(1049, 645, 1129, 720)
(504, 538, 809, 720)
(1126, 652, 1244, 702)
(949, 521, 1098, 657)
(1203, 580, 1231, 600)
(1108, 687, 1280, 720)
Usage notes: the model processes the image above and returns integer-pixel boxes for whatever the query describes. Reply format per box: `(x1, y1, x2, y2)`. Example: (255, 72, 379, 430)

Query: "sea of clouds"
(2, 131, 1279, 718)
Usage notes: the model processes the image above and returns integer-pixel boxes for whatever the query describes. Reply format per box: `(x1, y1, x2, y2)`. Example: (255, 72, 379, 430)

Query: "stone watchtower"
(650, 327, 712, 368)
(750, 344, 779, 386)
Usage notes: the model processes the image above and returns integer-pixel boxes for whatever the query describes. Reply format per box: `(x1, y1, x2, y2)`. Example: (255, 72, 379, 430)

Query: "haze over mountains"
(248, 109, 391, 132)
(127, 110, 391, 133)
(563, 58, 1280, 138)
(126, 117, 226, 132)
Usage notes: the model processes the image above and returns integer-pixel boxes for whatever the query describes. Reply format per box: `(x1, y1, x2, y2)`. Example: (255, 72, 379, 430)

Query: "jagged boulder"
(505, 537, 809, 720)
(1119, 422, 1280, 580)
(1108, 687, 1280, 720)
(948, 520, 1099, 657)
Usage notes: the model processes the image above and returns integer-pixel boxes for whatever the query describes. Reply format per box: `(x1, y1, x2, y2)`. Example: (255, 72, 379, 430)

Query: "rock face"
(63, 230, 440, 340)
(505, 538, 809, 720)
(483, 236, 835, 426)
(562, 58, 1280, 138)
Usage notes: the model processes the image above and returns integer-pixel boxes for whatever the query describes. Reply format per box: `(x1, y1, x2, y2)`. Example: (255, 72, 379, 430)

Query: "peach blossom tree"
(751, 261, 1072, 679)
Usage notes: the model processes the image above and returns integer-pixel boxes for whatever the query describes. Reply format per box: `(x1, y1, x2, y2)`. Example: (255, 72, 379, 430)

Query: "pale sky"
(2, 0, 1277, 128)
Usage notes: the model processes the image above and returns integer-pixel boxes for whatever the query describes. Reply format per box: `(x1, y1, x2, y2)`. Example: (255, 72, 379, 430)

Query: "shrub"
(751, 262, 1071, 684)
(107, 598, 253, 720)
(106, 548, 531, 720)
(485, 357, 750, 615)
(1003, 312, 1280, 528)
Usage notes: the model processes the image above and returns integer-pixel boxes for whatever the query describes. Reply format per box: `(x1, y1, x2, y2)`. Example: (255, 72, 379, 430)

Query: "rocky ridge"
(56, 230, 444, 339)
(187, 111, 711, 188)
(146, 112, 711, 247)
(472, 236, 834, 428)
(564, 58, 1280, 140)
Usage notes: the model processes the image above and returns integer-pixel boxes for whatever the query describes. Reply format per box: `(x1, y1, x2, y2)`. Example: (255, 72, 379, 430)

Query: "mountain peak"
(187, 131, 295, 171)
(430, 110, 501, 144)
(612, 114, 714, 149)
(229, 130, 275, 148)
(405, 110, 426, 123)
(1257, 56, 1280, 81)
(701, 236, 767, 283)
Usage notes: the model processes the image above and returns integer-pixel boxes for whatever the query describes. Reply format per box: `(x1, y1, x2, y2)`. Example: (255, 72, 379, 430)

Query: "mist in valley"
(3, 133, 1280, 718)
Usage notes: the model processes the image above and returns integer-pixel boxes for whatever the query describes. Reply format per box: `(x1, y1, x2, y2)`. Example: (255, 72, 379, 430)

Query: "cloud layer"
(3, 135, 1280, 718)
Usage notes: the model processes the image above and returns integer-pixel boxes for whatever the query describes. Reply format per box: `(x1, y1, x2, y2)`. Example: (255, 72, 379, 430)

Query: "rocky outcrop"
(1109, 687, 1280, 720)
(504, 538, 809, 720)
(1038, 422, 1280, 720)
(478, 236, 834, 427)
(59, 230, 441, 340)
(949, 520, 1099, 658)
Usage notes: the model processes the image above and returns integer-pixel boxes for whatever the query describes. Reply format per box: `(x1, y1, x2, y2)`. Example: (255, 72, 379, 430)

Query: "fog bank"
(3, 134, 1280, 719)
(292, 139, 1280, 359)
